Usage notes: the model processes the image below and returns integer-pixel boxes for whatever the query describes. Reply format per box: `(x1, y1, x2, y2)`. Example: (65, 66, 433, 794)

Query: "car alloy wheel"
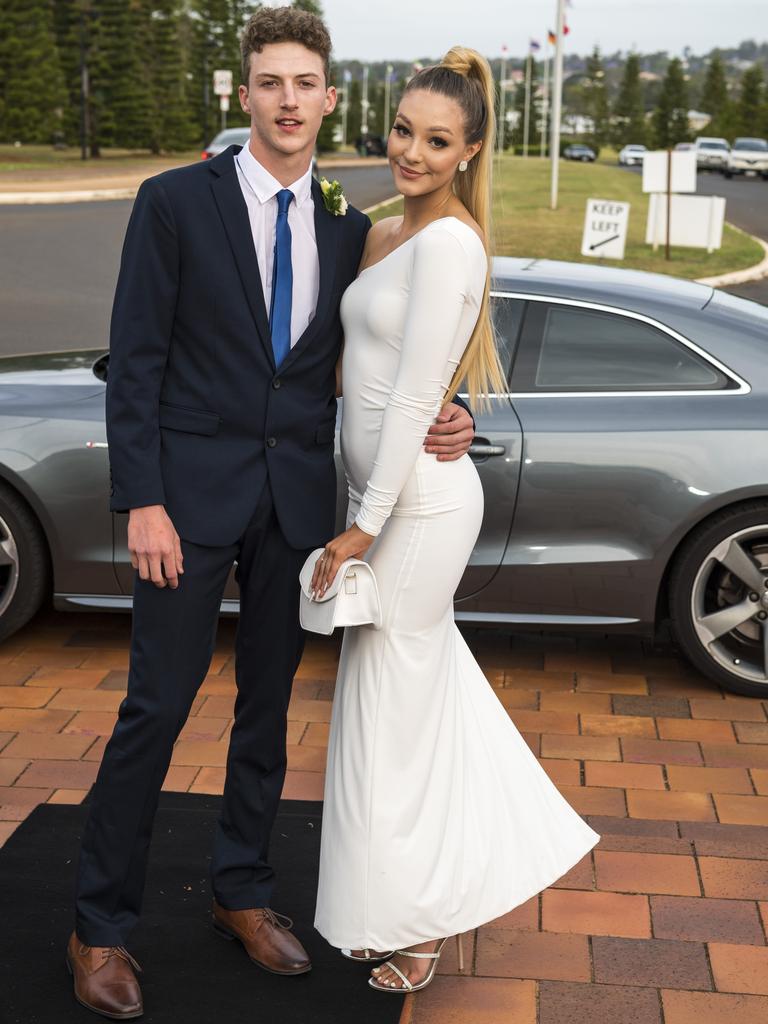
(670, 504, 768, 696)
(0, 482, 49, 643)
(0, 512, 20, 618)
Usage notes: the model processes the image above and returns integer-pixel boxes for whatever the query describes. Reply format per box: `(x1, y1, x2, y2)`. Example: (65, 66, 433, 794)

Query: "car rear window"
(533, 305, 726, 390)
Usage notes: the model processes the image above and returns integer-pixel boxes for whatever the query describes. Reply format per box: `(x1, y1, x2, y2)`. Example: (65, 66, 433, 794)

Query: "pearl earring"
(458, 160, 468, 172)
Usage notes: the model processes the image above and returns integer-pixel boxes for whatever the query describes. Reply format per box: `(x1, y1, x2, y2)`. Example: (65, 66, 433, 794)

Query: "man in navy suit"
(68, 8, 474, 1017)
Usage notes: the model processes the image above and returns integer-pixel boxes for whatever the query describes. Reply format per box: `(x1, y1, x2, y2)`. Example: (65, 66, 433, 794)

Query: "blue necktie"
(269, 188, 294, 367)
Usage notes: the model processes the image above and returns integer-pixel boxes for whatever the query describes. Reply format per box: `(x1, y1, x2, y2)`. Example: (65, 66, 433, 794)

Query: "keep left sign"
(581, 198, 630, 260)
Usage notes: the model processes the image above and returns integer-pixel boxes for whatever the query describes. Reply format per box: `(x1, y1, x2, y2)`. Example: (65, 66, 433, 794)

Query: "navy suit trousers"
(75, 481, 312, 946)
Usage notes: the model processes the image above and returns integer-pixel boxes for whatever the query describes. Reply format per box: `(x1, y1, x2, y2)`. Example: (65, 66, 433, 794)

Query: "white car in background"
(725, 137, 768, 179)
(618, 144, 647, 166)
(694, 137, 730, 170)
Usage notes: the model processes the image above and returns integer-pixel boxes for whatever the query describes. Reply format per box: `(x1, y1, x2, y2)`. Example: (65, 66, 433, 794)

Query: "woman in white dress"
(310, 47, 601, 994)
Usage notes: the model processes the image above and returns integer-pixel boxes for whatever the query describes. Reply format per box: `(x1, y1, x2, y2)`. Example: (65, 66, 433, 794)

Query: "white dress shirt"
(234, 144, 320, 349)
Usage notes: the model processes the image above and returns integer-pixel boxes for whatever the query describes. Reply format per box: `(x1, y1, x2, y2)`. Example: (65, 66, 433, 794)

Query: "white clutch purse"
(299, 548, 382, 635)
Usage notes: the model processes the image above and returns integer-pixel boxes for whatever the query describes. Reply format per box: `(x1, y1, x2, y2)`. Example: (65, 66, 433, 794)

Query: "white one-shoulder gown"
(313, 217, 600, 951)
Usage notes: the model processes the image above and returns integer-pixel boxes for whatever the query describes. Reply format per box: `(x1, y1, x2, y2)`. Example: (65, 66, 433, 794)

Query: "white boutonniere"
(320, 177, 348, 216)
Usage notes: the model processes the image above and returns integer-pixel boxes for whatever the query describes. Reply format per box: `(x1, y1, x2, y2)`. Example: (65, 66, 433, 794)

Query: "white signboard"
(213, 69, 233, 96)
(581, 198, 631, 260)
(219, 95, 230, 112)
(645, 193, 725, 252)
(642, 149, 697, 194)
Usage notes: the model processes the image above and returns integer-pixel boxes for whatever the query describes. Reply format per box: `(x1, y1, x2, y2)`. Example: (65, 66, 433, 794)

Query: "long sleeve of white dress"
(354, 226, 482, 537)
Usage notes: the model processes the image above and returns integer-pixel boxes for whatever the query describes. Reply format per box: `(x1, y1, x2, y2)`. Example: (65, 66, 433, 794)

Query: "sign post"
(642, 148, 697, 259)
(213, 69, 233, 133)
(581, 198, 630, 260)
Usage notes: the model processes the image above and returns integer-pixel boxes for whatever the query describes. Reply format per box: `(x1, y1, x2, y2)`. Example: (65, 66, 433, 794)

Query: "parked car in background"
(200, 127, 251, 159)
(201, 127, 320, 178)
(725, 137, 768, 179)
(694, 137, 730, 171)
(618, 144, 647, 166)
(674, 142, 695, 152)
(0, 263, 767, 698)
(563, 144, 596, 162)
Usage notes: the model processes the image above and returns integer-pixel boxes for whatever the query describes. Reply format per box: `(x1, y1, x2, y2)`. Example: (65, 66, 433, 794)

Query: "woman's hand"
(310, 524, 375, 599)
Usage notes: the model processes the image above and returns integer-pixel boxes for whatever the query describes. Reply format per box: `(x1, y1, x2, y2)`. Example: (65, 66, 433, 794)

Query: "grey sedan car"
(0, 260, 766, 697)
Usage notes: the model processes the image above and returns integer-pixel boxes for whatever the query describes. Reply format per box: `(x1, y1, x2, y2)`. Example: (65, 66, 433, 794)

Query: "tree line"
(0, 2, 765, 155)
(0, 0, 326, 153)
(507, 49, 768, 153)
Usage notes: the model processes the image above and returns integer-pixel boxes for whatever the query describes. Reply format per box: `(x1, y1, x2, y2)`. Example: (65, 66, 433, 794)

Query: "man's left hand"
(424, 402, 475, 462)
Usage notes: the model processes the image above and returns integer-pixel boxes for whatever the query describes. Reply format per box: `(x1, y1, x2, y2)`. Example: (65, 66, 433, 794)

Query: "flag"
(530, 39, 541, 51)
(547, 29, 556, 44)
(564, 21, 570, 35)
(501, 44, 508, 54)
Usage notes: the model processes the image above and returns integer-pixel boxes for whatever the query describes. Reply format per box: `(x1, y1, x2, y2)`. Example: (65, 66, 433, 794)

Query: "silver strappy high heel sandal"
(368, 934, 464, 993)
(340, 947, 394, 962)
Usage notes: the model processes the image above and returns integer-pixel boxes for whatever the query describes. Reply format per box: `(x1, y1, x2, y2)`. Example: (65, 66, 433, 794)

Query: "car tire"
(669, 502, 768, 697)
(724, 170, 733, 179)
(0, 482, 49, 644)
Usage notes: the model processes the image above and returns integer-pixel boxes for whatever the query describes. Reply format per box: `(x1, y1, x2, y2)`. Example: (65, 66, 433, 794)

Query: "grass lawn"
(0, 144, 199, 176)
(368, 149, 764, 281)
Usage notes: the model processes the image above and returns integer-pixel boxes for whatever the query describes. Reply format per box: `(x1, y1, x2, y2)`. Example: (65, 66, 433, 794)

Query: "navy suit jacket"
(107, 145, 472, 550)
(107, 145, 370, 549)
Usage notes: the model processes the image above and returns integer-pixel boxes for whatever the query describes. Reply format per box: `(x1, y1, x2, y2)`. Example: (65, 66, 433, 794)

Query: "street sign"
(642, 149, 696, 193)
(213, 69, 233, 96)
(581, 198, 630, 260)
(219, 95, 230, 112)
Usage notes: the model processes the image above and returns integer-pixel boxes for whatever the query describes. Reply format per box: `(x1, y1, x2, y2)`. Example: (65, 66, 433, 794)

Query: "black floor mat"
(0, 792, 402, 1024)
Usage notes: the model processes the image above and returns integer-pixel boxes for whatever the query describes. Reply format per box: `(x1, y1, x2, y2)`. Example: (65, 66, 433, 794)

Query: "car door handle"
(469, 443, 506, 457)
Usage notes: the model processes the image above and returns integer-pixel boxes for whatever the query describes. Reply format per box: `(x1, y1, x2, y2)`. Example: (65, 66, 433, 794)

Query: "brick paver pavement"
(2, 611, 768, 1023)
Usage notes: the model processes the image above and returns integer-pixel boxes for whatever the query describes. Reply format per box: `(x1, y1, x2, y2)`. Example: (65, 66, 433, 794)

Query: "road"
(0, 163, 396, 356)
(1, 163, 764, 358)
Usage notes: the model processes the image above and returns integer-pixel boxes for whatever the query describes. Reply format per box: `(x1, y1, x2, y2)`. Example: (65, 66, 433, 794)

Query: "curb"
(361, 194, 401, 216)
(694, 224, 768, 287)
(0, 187, 135, 204)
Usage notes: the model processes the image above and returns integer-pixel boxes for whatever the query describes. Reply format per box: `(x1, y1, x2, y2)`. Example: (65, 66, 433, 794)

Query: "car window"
(490, 296, 525, 381)
(530, 304, 726, 391)
(734, 139, 768, 151)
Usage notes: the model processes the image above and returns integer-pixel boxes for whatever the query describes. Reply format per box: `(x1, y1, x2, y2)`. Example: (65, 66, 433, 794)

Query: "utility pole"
(361, 65, 369, 136)
(550, 0, 566, 209)
(79, 8, 90, 160)
(497, 44, 508, 153)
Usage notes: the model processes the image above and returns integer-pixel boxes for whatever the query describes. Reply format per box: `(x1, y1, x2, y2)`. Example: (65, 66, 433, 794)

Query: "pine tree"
(0, 0, 67, 144)
(651, 57, 690, 148)
(189, 0, 256, 146)
(734, 63, 765, 137)
(292, 0, 323, 14)
(346, 77, 362, 149)
(315, 58, 339, 152)
(583, 46, 610, 149)
(700, 53, 727, 122)
(612, 53, 647, 147)
(148, 0, 196, 152)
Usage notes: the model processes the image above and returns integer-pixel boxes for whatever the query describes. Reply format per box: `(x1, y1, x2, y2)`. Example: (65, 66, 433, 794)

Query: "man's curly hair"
(240, 7, 332, 85)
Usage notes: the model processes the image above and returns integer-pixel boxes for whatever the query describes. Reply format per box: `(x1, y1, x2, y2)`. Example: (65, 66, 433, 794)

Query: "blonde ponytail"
(405, 47, 507, 410)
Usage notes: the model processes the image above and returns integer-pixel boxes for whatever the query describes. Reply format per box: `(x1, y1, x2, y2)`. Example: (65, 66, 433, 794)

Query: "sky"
(315, 0, 766, 62)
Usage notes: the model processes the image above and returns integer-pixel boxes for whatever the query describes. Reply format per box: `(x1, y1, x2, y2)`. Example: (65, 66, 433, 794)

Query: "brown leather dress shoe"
(66, 932, 143, 1020)
(212, 901, 311, 975)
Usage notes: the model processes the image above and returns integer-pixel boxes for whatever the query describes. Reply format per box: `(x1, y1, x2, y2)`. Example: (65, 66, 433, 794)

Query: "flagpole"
(497, 46, 507, 153)
(550, 0, 566, 210)
(384, 64, 393, 137)
(541, 46, 550, 158)
(361, 65, 369, 136)
(523, 49, 532, 158)
(341, 69, 350, 147)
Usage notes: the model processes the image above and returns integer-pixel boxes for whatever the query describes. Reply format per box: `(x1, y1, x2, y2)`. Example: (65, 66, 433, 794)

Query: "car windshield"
(627, 146, 646, 151)
(700, 142, 728, 150)
(211, 128, 250, 146)
(733, 139, 768, 151)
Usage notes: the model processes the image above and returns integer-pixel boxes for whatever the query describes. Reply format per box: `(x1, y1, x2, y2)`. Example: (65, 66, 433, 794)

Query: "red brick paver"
(1, 614, 768, 1024)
